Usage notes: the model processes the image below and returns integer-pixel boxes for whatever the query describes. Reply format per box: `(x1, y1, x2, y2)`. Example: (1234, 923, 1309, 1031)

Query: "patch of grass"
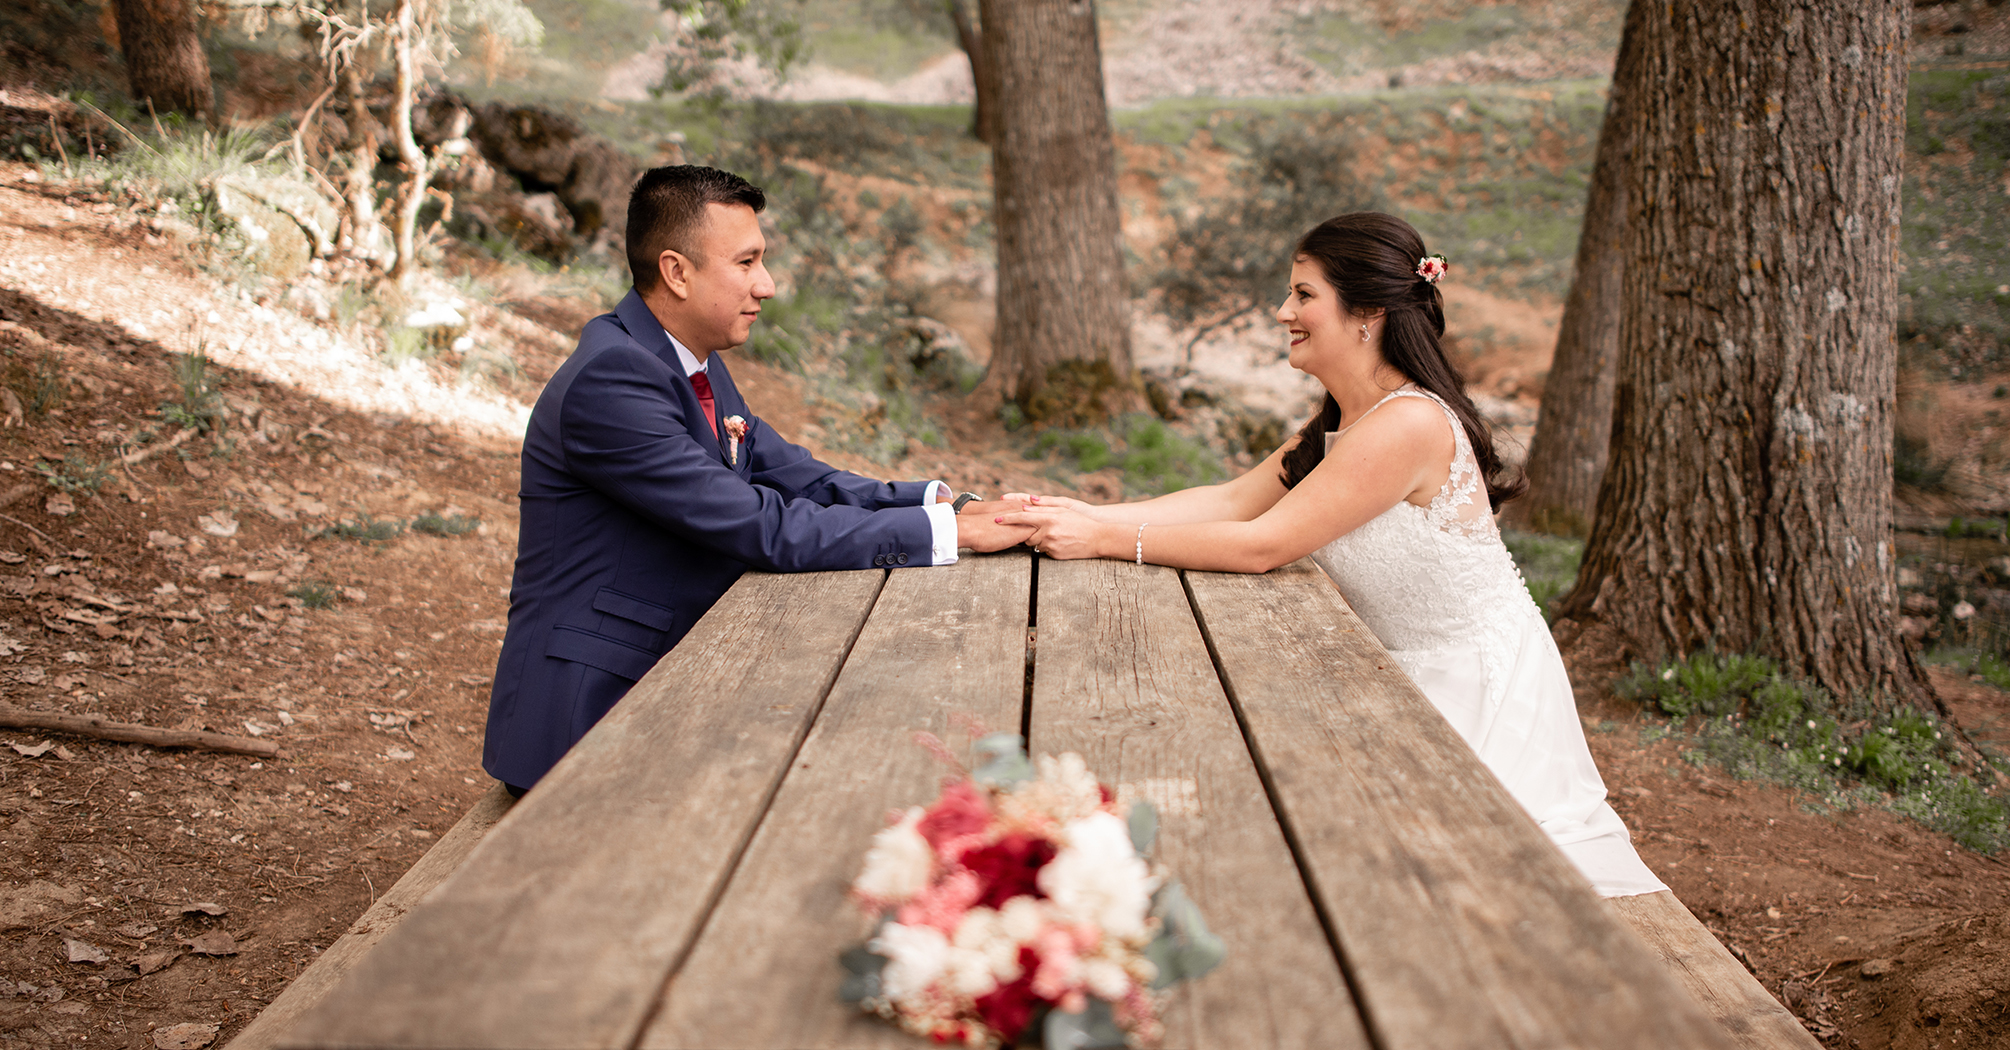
(1500, 529, 1582, 621)
(285, 580, 339, 610)
(33, 451, 110, 495)
(1029, 415, 1225, 496)
(310, 515, 408, 544)
(411, 512, 481, 537)
(162, 350, 225, 432)
(4, 349, 68, 417)
(1616, 650, 2010, 853)
(1923, 647, 2010, 693)
(382, 326, 437, 366)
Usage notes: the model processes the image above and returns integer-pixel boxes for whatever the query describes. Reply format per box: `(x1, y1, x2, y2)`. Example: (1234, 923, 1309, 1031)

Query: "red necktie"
(688, 371, 719, 438)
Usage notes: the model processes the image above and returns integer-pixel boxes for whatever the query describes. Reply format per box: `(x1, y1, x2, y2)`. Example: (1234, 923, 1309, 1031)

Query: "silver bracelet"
(1135, 523, 1149, 566)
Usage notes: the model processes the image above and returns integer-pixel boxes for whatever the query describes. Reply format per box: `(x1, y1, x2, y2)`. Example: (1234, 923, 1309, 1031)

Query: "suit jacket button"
(896, 553, 909, 566)
(872, 554, 885, 567)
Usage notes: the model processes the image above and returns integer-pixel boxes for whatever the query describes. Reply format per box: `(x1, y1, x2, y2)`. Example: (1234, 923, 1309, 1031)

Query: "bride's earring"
(1359, 323, 1370, 343)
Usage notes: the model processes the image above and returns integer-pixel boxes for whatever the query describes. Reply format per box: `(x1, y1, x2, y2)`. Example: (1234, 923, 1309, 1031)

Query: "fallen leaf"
(243, 570, 279, 585)
(339, 586, 367, 602)
(177, 902, 227, 917)
(182, 930, 237, 956)
(132, 950, 179, 975)
(44, 493, 74, 517)
(145, 531, 186, 550)
(0, 550, 23, 563)
(9, 740, 54, 758)
(152, 1022, 219, 1050)
(114, 922, 159, 939)
(51, 673, 88, 690)
(52, 745, 74, 761)
(384, 747, 417, 761)
(195, 512, 238, 538)
(64, 938, 110, 964)
(181, 460, 210, 480)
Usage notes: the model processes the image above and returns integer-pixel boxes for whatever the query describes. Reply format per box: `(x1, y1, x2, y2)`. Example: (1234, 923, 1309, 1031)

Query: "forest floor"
(0, 118, 2009, 1050)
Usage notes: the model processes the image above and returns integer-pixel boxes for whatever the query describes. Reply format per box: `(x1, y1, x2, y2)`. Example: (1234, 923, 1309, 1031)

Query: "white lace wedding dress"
(1309, 387, 1665, 898)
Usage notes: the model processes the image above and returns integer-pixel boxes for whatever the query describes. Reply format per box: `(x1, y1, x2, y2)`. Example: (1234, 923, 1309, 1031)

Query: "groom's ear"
(658, 249, 695, 301)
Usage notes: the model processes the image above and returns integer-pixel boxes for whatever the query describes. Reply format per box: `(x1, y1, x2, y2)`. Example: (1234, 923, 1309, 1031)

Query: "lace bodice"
(1309, 388, 1540, 707)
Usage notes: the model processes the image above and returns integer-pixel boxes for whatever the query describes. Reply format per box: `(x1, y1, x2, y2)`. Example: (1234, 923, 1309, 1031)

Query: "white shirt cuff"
(921, 501, 959, 566)
(922, 480, 947, 505)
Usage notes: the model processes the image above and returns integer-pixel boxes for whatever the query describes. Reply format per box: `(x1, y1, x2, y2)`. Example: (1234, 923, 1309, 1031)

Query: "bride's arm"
(1005, 440, 1297, 525)
(1002, 400, 1452, 572)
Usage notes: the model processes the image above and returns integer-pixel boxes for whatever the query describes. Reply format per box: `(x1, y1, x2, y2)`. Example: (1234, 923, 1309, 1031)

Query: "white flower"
(1952, 601, 1976, 621)
(871, 922, 949, 1002)
(943, 945, 1000, 997)
(954, 907, 1023, 981)
(1081, 957, 1132, 1000)
(999, 896, 1045, 943)
(854, 807, 933, 903)
(1038, 811, 1158, 941)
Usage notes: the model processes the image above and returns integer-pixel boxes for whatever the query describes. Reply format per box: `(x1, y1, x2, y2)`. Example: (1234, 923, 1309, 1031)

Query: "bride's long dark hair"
(1276, 213, 1525, 511)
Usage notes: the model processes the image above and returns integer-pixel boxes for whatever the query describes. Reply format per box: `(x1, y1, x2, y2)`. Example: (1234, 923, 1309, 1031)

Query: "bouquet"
(840, 733, 1224, 1049)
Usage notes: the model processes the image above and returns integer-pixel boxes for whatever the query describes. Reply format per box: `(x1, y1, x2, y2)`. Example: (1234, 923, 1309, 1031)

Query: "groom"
(483, 165, 1028, 793)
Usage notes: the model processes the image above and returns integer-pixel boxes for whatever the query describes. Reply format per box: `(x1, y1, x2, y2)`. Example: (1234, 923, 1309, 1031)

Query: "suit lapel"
(612, 290, 726, 463)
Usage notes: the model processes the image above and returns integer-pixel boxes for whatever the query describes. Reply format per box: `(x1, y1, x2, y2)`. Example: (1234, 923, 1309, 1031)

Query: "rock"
(1861, 957, 1896, 978)
(63, 938, 109, 964)
(152, 1022, 219, 1049)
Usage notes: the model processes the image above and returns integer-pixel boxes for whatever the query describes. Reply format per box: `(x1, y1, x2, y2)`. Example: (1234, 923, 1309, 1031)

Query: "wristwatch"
(951, 491, 981, 513)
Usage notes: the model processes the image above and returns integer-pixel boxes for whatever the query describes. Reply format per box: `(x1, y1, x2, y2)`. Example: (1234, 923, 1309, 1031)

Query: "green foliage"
(1900, 68, 2010, 375)
(1943, 516, 2008, 541)
(163, 351, 225, 432)
(33, 452, 110, 496)
(1500, 529, 1582, 622)
(1617, 650, 2010, 853)
(286, 581, 339, 610)
(310, 515, 408, 544)
(1895, 432, 1952, 491)
(382, 327, 437, 365)
(412, 512, 481, 536)
(655, 0, 809, 97)
(1031, 415, 1224, 497)
(1922, 648, 2010, 692)
(4, 350, 67, 417)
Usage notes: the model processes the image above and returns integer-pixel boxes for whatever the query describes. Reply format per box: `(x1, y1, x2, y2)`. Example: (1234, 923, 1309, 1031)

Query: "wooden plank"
(641, 553, 1032, 1049)
(1607, 891, 1823, 1050)
(226, 784, 516, 1050)
(1031, 558, 1368, 1050)
(1182, 560, 1731, 1050)
(279, 569, 887, 1050)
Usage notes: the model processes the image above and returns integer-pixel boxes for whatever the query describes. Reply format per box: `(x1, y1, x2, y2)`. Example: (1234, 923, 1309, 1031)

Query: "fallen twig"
(120, 427, 199, 466)
(0, 703, 280, 758)
(0, 511, 59, 546)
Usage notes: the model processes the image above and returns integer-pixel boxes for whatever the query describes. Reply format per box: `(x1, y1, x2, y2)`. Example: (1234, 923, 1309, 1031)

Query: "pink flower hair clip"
(1416, 254, 1449, 285)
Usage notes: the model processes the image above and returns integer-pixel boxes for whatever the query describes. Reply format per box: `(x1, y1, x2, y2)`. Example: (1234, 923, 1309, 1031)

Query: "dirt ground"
(1, 164, 2009, 1050)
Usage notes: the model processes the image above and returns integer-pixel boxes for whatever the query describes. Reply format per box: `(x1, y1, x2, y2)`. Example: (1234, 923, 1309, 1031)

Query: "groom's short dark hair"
(627, 166, 766, 291)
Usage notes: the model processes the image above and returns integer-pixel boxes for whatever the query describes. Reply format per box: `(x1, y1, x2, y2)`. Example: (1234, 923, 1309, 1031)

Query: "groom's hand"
(954, 499, 1034, 553)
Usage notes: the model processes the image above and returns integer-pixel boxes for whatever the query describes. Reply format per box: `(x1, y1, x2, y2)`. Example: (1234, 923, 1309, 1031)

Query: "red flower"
(917, 780, 991, 853)
(960, 833, 1057, 909)
(973, 946, 1047, 1043)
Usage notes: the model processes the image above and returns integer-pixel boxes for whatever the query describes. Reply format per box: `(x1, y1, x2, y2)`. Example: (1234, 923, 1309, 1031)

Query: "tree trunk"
(338, 2, 382, 263)
(1501, 0, 1646, 538)
(109, 0, 213, 119)
(947, 0, 994, 143)
(1553, 0, 1931, 710)
(387, 0, 432, 284)
(980, 0, 1132, 427)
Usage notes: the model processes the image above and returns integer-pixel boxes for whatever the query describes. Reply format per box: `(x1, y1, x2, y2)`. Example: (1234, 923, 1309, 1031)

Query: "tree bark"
(946, 0, 994, 143)
(387, 0, 433, 284)
(109, 0, 214, 119)
(1501, 0, 1646, 538)
(338, 1, 382, 263)
(980, 0, 1133, 426)
(1554, 0, 1931, 710)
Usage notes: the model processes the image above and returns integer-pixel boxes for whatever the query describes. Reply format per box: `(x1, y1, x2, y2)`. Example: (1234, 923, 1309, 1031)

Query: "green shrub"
(411, 512, 480, 537)
(33, 452, 110, 495)
(286, 581, 338, 609)
(310, 515, 407, 544)
(163, 350, 225, 431)
(1501, 530, 1582, 621)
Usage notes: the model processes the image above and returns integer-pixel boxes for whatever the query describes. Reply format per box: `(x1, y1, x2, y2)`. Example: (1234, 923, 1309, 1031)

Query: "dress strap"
(1333, 386, 1418, 436)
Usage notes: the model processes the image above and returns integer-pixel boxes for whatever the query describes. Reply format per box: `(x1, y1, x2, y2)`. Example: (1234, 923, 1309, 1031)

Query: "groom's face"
(677, 203, 777, 353)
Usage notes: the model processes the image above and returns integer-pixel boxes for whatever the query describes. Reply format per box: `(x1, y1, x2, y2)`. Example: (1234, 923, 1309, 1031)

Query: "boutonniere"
(723, 415, 748, 466)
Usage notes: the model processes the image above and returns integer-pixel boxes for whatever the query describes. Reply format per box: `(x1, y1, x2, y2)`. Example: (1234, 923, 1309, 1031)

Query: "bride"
(997, 212, 1664, 898)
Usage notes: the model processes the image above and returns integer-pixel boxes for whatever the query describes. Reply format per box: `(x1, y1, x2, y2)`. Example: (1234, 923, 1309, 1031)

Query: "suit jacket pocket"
(592, 587, 678, 631)
(545, 626, 662, 682)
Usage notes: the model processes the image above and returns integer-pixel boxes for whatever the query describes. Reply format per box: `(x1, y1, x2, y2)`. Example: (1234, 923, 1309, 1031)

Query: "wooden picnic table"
(260, 553, 1817, 1050)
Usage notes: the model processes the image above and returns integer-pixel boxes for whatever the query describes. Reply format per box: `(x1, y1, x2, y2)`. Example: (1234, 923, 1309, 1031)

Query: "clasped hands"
(949, 493, 1105, 559)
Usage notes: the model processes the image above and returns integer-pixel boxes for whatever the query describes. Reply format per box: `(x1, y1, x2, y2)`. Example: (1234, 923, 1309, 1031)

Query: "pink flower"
(1416, 254, 1449, 284)
(917, 780, 991, 858)
(898, 868, 983, 934)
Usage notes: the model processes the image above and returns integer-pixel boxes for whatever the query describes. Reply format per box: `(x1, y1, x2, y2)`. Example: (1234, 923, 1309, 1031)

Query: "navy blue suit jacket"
(483, 290, 936, 789)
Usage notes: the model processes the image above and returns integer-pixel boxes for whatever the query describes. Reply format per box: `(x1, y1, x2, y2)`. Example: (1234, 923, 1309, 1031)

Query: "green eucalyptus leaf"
(836, 943, 886, 1003)
(1145, 882, 1227, 989)
(1127, 798, 1158, 856)
(972, 732, 1035, 788)
(1042, 996, 1126, 1050)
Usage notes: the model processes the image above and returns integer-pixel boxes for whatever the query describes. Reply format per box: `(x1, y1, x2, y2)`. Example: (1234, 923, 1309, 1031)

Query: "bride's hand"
(994, 505, 1108, 560)
(999, 491, 1099, 517)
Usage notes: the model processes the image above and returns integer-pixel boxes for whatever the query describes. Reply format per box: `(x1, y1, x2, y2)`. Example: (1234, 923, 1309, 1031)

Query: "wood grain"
(1031, 558, 1367, 1050)
(278, 569, 886, 1050)
(1607, 891, 1822, 1050)
(1182, 560, 1732, 1050)
(226, 784, 516, 1050)
(641, 553, 1033, 1049)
